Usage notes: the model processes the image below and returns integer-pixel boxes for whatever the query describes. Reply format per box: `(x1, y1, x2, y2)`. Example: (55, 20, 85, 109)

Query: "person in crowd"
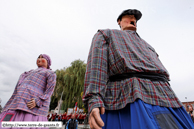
(48, 114, 52, 121)
(77, 112, 81, 124)
(78, 112, 86, 124)
(83, 9, 194, 129)
(75, 112, 79, 120)
(51, 113, 55, 121)
(47, 113, 51, 121)
(62, 112, 68, 125)
(82, 113, 86, 124)
(52, 113, 56, 121)
(65, 113, 78, 129)
(77, 112, 82, 124)
(67, 113, 72, 121)
(55, 113, 59, 121)
(0, 54, 56, 128)
(59, 113, 63, 121)
(58, 113, 61, 121)
(189, 106, 194, 123)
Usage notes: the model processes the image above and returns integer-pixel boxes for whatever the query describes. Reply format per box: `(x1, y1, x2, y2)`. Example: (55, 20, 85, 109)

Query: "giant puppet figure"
(83, 9, 194, 129)
(0, 54, 56, 128)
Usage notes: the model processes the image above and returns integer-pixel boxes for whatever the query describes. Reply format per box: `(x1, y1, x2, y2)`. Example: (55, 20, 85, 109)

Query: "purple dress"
(0, 67, 56, 128)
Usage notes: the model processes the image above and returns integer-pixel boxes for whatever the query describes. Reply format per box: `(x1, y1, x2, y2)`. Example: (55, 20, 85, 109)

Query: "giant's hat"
(117, 9, 142, 22)
(40, 54, 52, 69)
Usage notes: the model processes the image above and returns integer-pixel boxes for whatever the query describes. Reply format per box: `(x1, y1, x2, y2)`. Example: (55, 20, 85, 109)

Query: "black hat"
(117, 9, 142, 22)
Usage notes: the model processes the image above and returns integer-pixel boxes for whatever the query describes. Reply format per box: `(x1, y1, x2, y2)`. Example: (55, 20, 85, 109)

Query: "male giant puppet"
(83, 9, 194, 129)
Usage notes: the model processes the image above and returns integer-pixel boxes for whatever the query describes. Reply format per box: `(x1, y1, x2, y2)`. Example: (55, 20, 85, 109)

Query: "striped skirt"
(101, 99, 194, 129)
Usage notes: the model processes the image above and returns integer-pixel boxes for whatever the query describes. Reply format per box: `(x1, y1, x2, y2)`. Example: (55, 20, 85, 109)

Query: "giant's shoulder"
(98, 29, 122, 32)
(45, 69, 56, 75)
(98, 29, 123, 34)
(47, 69, 55, 74)
(97, 29, 129, 38)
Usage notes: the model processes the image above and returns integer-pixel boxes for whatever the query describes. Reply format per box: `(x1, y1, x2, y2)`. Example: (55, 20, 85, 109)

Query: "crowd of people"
(47, 112, 87, 125)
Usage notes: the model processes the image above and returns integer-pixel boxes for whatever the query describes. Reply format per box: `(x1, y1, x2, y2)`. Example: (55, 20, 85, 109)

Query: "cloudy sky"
(0, 0, 194, 107)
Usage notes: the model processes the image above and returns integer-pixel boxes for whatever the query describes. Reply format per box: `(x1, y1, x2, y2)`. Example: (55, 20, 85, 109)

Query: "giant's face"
(118, 15, 137, 31)
(36, 55, 48, 68)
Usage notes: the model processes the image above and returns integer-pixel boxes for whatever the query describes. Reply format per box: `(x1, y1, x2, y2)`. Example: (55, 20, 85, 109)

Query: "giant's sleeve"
(35, 72, 56, 107)
(82, 31, 108, 114)
(2, 74, 23, 111)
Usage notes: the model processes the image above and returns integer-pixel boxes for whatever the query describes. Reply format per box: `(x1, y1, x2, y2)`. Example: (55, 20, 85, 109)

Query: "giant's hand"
(27, 99, 36, 109)
(89, 107, 105, 129)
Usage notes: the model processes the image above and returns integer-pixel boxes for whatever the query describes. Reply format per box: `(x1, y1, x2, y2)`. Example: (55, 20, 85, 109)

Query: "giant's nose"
(130, 21, 135, 26)
(130, 20, 136, 27)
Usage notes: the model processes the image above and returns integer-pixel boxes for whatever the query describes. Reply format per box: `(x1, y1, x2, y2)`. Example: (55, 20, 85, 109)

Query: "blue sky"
(0, 0, 194, 107)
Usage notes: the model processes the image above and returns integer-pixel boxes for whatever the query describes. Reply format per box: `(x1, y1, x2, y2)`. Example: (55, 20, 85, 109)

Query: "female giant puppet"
(83, 9, 194, 129)
(0, 54, 56, 128)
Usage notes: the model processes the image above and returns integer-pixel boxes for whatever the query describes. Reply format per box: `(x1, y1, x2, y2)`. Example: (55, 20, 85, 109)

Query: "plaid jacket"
(83, 29, 182, 113)
(2, 67, 56, 116)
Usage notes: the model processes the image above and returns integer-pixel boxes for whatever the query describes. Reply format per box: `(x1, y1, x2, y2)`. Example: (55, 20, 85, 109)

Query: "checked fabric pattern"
(2, 67, 56, 116)
(83, 29, 182, 113)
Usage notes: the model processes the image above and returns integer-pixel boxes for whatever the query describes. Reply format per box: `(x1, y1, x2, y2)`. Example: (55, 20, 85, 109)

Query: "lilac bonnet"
(41, 54, 51, 69)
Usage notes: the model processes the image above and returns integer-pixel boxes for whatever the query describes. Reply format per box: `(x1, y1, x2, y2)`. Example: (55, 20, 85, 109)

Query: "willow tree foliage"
(50, 59, 86, 112)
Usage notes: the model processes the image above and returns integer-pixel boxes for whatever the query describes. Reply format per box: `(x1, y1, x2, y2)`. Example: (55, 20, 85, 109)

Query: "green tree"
(49, 95, 58, 111)
(51, 59, 86, 112)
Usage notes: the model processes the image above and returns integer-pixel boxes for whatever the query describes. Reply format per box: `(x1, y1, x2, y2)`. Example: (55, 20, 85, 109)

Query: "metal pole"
(185, 97, 188, 111)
